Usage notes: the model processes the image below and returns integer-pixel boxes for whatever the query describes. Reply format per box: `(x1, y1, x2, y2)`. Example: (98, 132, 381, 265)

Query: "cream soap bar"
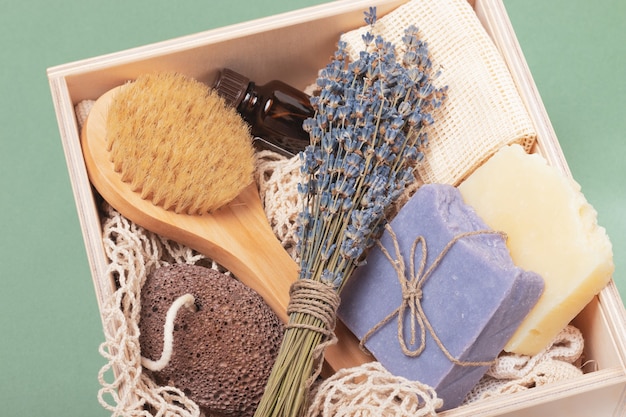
(458, 144, 614, 355)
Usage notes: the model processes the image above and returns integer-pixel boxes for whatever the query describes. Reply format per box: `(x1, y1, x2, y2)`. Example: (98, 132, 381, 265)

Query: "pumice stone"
(139, 264, 284, 416)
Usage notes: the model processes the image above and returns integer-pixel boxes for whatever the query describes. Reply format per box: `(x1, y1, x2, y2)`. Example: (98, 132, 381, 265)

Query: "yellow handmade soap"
(458, 144, 614, 355)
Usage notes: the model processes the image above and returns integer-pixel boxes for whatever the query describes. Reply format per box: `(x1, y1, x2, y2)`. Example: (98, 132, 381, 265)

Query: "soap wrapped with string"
(337, 183, 544, 410)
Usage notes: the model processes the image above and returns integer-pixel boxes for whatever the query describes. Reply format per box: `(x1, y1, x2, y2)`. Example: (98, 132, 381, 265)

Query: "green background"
(1, 0, 624, 415)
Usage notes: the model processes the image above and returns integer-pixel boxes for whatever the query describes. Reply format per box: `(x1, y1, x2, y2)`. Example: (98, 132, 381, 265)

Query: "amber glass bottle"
(213, 68, 314, 156)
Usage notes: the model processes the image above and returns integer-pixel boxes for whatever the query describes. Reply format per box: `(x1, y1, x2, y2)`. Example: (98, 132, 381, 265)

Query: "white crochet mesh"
(84, 134, 584, 417)
(254, 150, 303, 258)
(97, 203, 206, 417)
(306, 362, 443, 417)
(463, 325, 584, 403)
(340, 0, 537, 185)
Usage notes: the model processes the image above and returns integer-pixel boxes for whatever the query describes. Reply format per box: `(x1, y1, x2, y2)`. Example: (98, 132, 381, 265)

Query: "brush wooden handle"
(81, 86, 372, 373)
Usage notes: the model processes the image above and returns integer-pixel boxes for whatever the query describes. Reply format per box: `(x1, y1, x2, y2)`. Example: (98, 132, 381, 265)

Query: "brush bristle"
(105, 72, 255, 214)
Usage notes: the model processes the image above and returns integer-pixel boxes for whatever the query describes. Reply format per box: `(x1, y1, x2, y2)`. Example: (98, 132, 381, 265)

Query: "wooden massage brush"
(80, 72, 371, 373)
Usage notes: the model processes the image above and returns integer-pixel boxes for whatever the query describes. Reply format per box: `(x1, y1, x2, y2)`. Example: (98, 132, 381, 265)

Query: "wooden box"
(47, 0, 626, 415)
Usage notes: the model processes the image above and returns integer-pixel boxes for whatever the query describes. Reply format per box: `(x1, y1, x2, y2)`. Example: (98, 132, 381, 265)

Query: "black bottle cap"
(213, 68, 250, 108)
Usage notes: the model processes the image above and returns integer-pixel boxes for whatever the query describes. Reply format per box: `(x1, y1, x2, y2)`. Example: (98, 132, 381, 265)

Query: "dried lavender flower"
(254, 8, 447, 417)
(296, 20, 447, 293)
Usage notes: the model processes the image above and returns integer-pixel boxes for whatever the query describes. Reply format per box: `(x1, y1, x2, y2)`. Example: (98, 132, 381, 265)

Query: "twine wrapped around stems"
(286, 280, 341, 387)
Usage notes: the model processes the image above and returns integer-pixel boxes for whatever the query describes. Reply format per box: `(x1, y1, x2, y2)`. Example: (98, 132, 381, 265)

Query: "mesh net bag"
(96, 203, 206, 417)
(77, 97, 584, 415)
(463, 325, 585, 403)
(340, 0, 537, 185)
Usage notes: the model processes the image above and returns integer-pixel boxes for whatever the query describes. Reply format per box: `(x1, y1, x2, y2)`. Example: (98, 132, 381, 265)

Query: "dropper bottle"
(213, 68, 314, 156)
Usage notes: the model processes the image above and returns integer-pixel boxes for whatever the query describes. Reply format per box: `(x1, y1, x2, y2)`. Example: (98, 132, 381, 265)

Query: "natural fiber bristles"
(106, 72, 255, 214)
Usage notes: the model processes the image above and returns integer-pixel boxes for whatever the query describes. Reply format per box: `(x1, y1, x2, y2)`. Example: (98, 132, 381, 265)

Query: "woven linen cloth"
(340, 0, 537, 185)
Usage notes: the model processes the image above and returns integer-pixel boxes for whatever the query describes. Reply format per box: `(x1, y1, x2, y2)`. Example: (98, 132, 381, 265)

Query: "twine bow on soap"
(360, 224, 506, 367)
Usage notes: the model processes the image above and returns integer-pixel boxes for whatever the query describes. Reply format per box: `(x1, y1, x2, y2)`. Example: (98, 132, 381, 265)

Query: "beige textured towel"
(341, 0, 536, 185)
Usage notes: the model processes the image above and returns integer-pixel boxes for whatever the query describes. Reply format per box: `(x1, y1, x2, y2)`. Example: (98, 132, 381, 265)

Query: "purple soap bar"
(338, 184, 544, 410)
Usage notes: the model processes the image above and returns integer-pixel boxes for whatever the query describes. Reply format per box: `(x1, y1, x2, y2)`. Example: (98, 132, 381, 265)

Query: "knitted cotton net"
(464, 325, 585, 403)
(97, 202, 206, 417)
(306, 362, 443, 417)
(88, 143, 586, 417)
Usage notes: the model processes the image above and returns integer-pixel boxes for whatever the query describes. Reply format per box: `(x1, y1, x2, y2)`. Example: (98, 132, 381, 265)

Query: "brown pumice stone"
(139, 264, 284, 416)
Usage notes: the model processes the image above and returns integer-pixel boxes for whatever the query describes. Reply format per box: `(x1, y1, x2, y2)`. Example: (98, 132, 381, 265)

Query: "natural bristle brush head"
(105, 72, 255, 215)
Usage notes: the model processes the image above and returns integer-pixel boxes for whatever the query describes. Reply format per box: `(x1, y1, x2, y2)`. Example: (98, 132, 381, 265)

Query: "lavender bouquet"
(254, 8, 447, 417)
